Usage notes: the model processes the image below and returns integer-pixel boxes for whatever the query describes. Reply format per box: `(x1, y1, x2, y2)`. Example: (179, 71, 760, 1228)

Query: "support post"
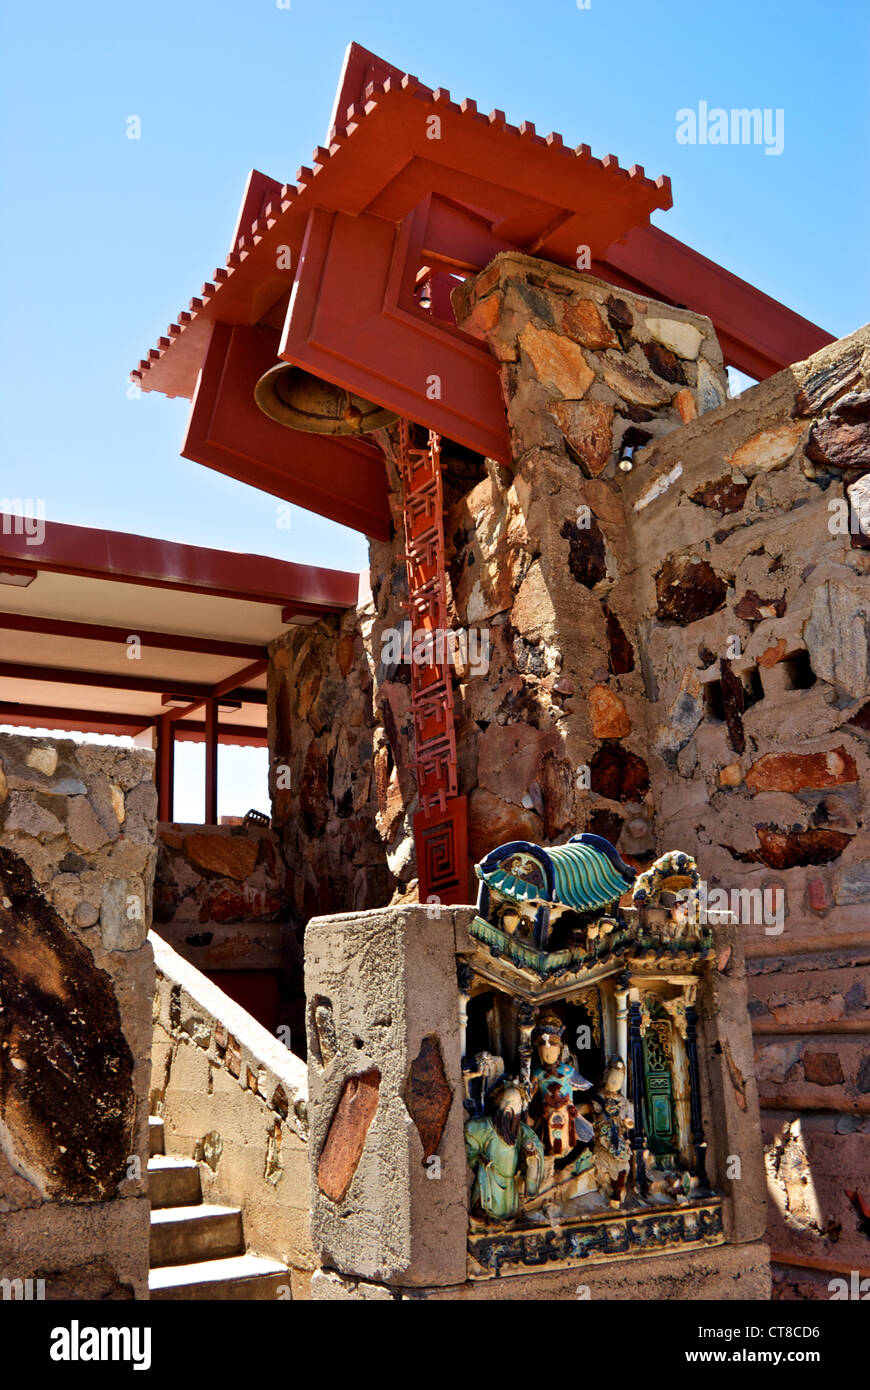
(204, 696, 218, 825)
(157, 713, 174, 822)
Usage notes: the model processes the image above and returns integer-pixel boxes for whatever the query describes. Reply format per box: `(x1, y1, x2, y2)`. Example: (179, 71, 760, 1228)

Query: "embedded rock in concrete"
(804, 580, 870, 698)
(0, 848, 136, 1201)
(745, 749, 857, 794)
(589, 745, 649, 800)
(602, 603, 635, 673)
(733, 590, 786, 622)
(645, 316, 703, 360)
(589, 683, 631, 738)
(802, 1052, 844, 1086)
(806, 391, 870, 471)
(696, 358, 727, 413)
(562, 299, 617, 350)
(752, 828, 852, 870)
(467, 790, 542, 864)
(833, 862, 870, 905)
(317, 1069, 381, 1203)
(690, 475, 750, 513)
(655, 554, 728, 625)
(550, 399, 613, 474)
(642, 339, 687, 385)
(559, 515, 609, 589)
(519, 322, 594, 398)
(727, 423, 805, 477)
(403, 1035, 452, 1161)
(793, 347, 863, 415)
(600, 357, 671, 407)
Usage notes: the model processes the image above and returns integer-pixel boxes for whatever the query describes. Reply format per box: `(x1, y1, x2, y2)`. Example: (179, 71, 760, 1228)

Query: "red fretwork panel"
(398, 420, 468, 904)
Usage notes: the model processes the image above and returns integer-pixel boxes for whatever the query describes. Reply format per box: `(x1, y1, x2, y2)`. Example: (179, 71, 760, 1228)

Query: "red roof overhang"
(0, 515, 360, 754)
(132, 43, 835, 514)
(0, 516, 357, 611)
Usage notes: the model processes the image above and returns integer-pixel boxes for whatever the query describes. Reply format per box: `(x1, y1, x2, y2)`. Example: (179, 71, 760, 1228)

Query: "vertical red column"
(398, 420, 468, 904)
(204, 697, 219, 825)
(157, 713, 174, 823)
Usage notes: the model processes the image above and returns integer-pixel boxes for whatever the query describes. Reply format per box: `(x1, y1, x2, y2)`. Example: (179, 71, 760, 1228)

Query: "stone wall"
(151, 932, 314, 1297)
(0, 732, 156, 1299)
(621, 325, 870, 1298)
(154, 822, 286, 1032)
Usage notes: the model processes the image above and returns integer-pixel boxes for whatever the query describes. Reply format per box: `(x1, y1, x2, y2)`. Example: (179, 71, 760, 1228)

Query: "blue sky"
(1, 0, 868, 813)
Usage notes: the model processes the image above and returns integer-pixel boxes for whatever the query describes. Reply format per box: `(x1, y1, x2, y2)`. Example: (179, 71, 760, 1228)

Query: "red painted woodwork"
(0, 611, 267, 661)
(204, 697, 219, 825)
(281, 206, 510, 461)
(182, 321, 391, 540)
(157, 712, 174, 822)
(133, 42, 833, 528)
(132, 50, 671, 405)
(594, 226, 834, 380)
(398, 422, 469, 904)
(0, 517, 359, 611)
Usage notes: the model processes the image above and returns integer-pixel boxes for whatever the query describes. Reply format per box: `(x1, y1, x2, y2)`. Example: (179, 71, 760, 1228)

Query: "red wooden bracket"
(182, 320, 391, 540)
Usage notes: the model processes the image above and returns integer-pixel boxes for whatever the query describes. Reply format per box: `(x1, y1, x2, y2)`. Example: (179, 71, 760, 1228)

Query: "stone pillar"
(305, 904, 471, 1288)
(0, 732, 156, 1299)
(450, 253, 729, 869)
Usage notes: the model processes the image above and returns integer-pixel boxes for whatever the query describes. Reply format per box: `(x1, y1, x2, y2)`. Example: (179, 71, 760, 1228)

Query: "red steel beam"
(0, 702, 152, 735)
(204, 697, 219, 824)
(0, 661, 254, 700)
(181, 321, 391, 540)
(0, 517, 359, 611)
(595, 225, 834, 379)
(0, 611, 268, 661)
(157, 713, 174, 822)
(175, 721, 267, 747)
(0, 700, 265, 747)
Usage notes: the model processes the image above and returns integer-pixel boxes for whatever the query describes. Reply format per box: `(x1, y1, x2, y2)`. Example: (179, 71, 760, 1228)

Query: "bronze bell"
(254, 363, 398, 436)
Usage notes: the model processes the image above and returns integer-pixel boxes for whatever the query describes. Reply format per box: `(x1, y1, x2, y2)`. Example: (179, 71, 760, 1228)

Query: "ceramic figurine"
(465, 1078, 545, 1225)
(591, 1057, 635, 1207)
(475, 833, 636, 950)
(632, 850, 699, 908)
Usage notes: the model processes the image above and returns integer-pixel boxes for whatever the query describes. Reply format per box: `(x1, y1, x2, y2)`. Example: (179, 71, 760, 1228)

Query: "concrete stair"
(148, 1117, 290, 1300)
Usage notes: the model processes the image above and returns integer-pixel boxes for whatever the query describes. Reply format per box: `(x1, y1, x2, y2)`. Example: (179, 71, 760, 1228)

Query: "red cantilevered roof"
(132, 49, 671, 403)
(132, 43, 834, 520)
(0, 515, 360, 751)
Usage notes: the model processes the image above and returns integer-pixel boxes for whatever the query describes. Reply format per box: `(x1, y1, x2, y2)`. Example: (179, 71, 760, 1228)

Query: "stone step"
(148, 1155, 201, 1209)
(150, 1204, 243, 1268)
(149, 1254, 290, 1301)
(148, 1116, 165, 1157)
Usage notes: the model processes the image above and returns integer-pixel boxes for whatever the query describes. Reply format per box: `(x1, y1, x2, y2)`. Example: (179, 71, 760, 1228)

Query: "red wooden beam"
(0, 702, 152, 735)
(281, 206, 511, 461)
(175, 721, 267, 748)
(157, 712, 174, 821)
(204, 697, 218, 824)
(0, 516, 359, 611)
(595, 225, 834, 380)
(0, 661, 239, 700)
(0, 611, 268, 661)
(181, 321, 391, 540)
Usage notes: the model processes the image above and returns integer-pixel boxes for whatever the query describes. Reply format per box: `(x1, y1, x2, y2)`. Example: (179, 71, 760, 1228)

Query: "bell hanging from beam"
(254, 363, 399, 436)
